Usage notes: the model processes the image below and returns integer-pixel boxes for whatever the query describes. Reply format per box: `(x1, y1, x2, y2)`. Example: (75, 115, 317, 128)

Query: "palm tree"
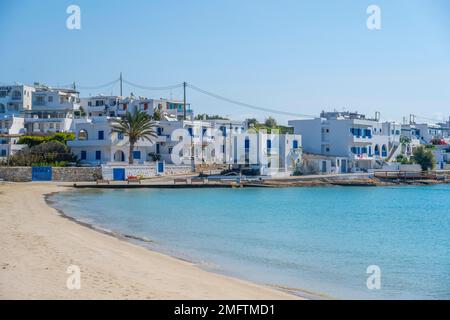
(111, 111, 158, 164)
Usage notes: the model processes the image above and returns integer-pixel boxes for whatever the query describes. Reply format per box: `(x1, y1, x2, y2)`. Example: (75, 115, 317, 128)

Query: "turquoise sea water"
(50, 185, 450, 299)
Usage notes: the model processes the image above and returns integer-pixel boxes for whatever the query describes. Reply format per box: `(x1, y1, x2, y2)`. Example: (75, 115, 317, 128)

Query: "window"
(144, 103, 148, 110)
(133, 151, 141, 159)
(0, 91, 7, 98)
(35, 96, 45, 106)
(118, 132, 124, 140)
(0, 149, 6, 157)
(95, 151, 101, 160)
(98, 130, 104, 140)
(168, 147, 173, 154)
(49, 123, 54, 129)
(48, 96, 53, 103)
(245, 138, 250, 149)
(157, 127, 162, 135)
(78, 129, 88, 140)
(123, 103, 127, 110)
(293, 140, 298, 149)
(80, 151, 87, 160)
(88, 101, 92, 106)
(96, 100, 104, 106)
(12, 91, 21, 100)
(266, 139, 272, 149)
(188, 128, 193, 136)
(0, 103, 5, 113)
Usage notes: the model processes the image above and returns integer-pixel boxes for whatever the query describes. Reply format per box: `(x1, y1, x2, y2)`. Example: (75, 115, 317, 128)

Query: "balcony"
(87, 106, 107, 112)
(24, 117, 67, 123)
(352, 135, 372, 144)
(68, 139, 112, 147)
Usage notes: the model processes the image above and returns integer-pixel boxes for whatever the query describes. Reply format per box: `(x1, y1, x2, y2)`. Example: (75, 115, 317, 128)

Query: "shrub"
(148, 152, 161, 161)
(412, 146, 435, 171)
(4, 141, 77, 167)
(18, 132, 75, 148)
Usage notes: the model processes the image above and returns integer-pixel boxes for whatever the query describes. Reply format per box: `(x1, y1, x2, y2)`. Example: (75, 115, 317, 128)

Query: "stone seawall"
(52, 167, 102, 182)
(0, 167, 32, 182)
(0, 166, 102, 182)
(101, 164, 192, 180)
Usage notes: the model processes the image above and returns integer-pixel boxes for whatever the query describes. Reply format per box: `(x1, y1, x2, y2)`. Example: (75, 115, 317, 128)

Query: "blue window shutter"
(133, 151, 141, 159)
(98, 130, 104, 140)
(188, 128, 193, 136)
(118, 132, 124, 140)
(81, 151, 87, 160)
(267, 139, 272, 149)
(293, 140, 298, 149)
(245, 138, 250, 149)
(95, 151, 101, 160)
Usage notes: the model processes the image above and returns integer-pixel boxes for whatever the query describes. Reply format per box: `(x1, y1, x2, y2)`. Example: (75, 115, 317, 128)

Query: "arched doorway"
(114, 150, 125, 162)
(374, 144, 380, 156)
(381, 145, 387, 157)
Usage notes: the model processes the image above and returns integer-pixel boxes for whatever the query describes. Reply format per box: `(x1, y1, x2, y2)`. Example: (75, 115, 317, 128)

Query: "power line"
(413, 114, 446, 123)
(76, 78, 120, 90)
(122, 79, 183, 91)
(187, 83, 315, 118)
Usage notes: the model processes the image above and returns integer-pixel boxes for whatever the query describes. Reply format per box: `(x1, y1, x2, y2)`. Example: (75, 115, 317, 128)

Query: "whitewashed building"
(402, 122, 449, 144)
(289, 111, 401, 171)
(0, 84, 34, 157)
(23, 85, 80, 133)
(79, 95, 121, 117)
(67, 118, 213, 166)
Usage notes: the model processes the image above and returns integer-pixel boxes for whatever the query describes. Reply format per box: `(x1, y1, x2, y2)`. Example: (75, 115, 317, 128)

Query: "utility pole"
(229, 122, 233, 170)
(183, 82, 187, 120)
(120, 72, 123, 97)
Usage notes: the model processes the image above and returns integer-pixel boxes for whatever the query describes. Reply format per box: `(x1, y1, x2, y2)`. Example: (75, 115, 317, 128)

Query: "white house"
(79, 95, 121, 117)
(288, 111, 401, 171)
(402, 122, 449, 144)
(67, 118, 214, 166)
(152, 98, 193, 120)
(24, 85, 80, 133)
(0, 84, 34, 157)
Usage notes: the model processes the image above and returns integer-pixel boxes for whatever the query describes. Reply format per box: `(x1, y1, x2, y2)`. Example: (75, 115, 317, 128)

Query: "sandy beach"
(0, 182, 298, 299)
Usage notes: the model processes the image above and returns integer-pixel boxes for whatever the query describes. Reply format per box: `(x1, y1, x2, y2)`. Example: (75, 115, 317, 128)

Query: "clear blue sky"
(1, 0, 450, 124)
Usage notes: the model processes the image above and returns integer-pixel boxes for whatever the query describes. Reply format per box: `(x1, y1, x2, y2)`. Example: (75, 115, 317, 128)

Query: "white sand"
(0, 183, 299, 299)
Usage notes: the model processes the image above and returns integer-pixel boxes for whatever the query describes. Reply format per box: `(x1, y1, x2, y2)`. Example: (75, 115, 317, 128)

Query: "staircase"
(385, 143, 402, 162)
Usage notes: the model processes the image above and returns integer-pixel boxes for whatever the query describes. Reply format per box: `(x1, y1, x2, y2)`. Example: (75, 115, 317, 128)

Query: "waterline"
(49, 185, 450, 299)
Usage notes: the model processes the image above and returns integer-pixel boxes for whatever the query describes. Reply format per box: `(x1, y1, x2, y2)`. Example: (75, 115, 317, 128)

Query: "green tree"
(152, 108, 162, 121)
(246, 118, 258, 127)
(111, 111, 158, 164)
(194, 114, 229, 120)
(264, 117, 277, 128)
(412, 146, 435, 171)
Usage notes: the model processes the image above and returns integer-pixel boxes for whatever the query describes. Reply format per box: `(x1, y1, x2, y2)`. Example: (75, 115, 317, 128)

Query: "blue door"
(32, 166, 52, 181)
(113, 168, 125, 181)
(157, 161, 164, 174)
